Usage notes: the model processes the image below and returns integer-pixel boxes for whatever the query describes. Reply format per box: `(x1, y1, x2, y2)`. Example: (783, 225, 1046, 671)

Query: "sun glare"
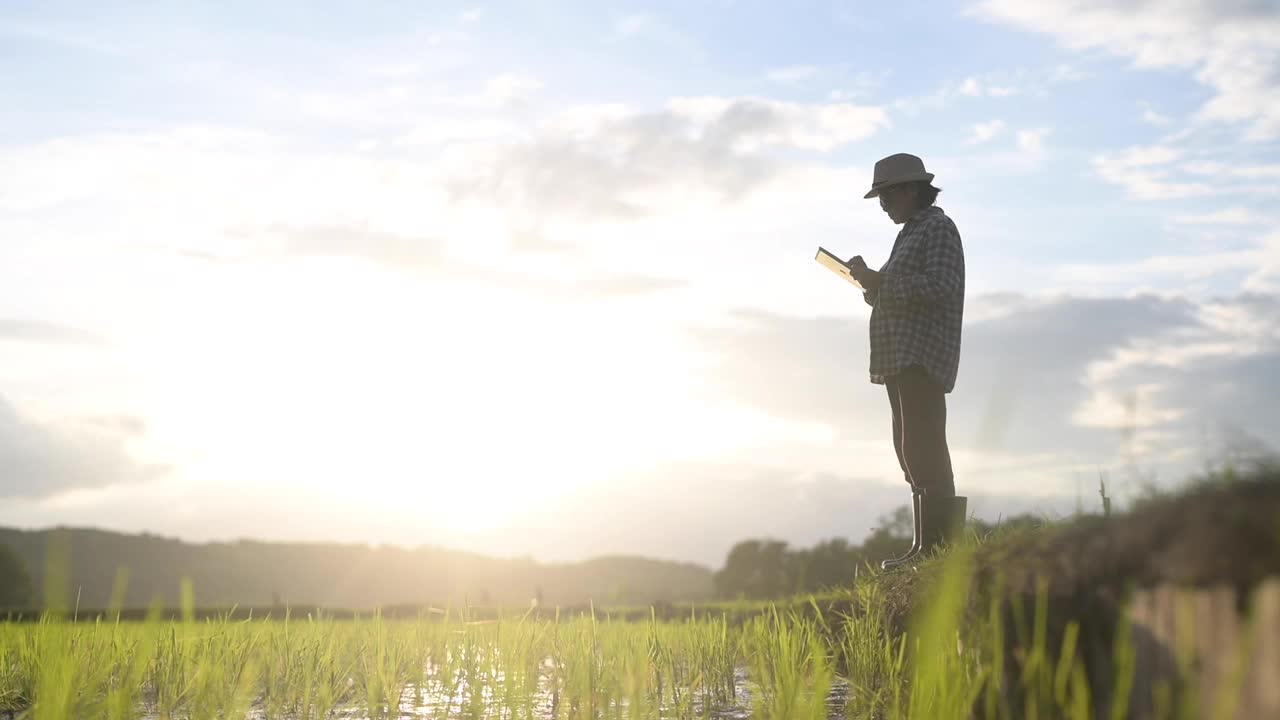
(123, 253, 790, 534)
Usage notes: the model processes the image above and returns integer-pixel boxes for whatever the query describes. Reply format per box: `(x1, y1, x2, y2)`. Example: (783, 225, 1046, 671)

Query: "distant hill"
(0, 526, 715, 610)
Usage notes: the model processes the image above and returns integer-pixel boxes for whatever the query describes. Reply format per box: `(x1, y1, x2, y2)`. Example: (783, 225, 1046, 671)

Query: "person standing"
(845, 153, 967, 570)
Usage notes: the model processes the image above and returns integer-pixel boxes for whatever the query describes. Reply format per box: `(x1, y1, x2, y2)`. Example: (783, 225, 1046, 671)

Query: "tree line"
(712, 506, 1031, 599)
(0, 506, 1033, 610)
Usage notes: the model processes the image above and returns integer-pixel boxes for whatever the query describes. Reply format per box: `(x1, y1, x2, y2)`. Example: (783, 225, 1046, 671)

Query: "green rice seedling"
(491, 617, 551, 719)
(259, 610, 300, 719)
(562, 613, 610, 719)
(645, 606, 672, 713)
(683, 611, 737, 709)
(0, 624, 20, 712)
(432, 607, 466, 715)
(181, 615, 261, 720)
(743, 605, 832, 719)
(100, 609, 163, 720)
(290, 618, 347, 719)
(354, 610, 416, 718)
(614, 618, 660, 719)
(903, 544, 984, 720)
(836, 574, 908, 717)
(31, 618, 76, 720)
(460, 622, 500, 719)
(405, 612, 438, 710)
(5, 558, 1267, 720)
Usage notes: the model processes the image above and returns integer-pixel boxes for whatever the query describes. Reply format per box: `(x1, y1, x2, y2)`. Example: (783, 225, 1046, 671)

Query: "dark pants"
(885, 364, 955, 497)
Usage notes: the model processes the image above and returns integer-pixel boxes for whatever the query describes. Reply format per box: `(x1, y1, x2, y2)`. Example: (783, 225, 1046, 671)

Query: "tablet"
(815, 246, 864, 289)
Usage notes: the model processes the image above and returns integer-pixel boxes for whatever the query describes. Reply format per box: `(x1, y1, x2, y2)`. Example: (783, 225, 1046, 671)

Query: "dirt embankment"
(859, 471, 1280, 718)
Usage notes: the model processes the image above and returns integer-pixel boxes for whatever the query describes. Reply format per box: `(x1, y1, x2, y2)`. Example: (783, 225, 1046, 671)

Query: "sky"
(2, 0, 1278, 568)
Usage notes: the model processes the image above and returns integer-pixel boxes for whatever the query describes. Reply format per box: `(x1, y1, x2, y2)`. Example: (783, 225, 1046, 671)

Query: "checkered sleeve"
(879, 216, 964, 307)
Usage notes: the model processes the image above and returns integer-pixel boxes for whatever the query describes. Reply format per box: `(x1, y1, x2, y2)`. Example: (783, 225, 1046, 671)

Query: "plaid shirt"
(863, 206, 965, 393)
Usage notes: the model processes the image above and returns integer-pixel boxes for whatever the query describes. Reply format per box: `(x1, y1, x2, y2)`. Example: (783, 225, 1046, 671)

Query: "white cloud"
(1140, 101, 1172, 126)
(0, 319, 108, 347)
(0, 395, 166, 499)
(1090, 145, 1280, 201)
(893, 66, 1071, 114)
(446, 96, 889, 223)
(971, 0, 1280, 141)
(483, 72, 544, 104)
(1070, 294, 1280, 472)
(959, 75, 1020, 98)
(1071, 383, 1186, 430)
(965, 119, 1006, 145)
(1180, 161, 1280, 181)
(1016, 126, 1051, 154)
(1050, 247, 1261, 289)
(457, 7, 484, 24)
(766, 65, 819, 84)
(666, 96, 889, 152)
(393, 116, 519, 146)
(1092, 144, 1215, 200)
(688, 291, 1280, 505)
(1244, 230, 1280, 292)
(1172, 207, 1268, 225)
(5, 125, 1277, 559)
(0, 108, 895, 368)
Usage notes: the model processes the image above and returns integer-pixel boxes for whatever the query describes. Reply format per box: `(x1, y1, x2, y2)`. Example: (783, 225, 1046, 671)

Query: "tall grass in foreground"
(1, 555, 1263, 718)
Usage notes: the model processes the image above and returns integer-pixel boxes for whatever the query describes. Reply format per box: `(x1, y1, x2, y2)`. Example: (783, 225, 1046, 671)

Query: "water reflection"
(199, 664, 853, 719)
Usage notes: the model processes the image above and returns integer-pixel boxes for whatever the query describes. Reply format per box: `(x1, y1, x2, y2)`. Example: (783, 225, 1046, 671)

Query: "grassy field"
(0, 558, 1031, 720)
(0, 552, 1207, 719)
(3, 470, 1277, 719)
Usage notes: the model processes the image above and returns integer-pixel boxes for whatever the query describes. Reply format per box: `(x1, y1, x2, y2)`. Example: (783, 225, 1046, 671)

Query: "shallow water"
(143, 666, 855, 719)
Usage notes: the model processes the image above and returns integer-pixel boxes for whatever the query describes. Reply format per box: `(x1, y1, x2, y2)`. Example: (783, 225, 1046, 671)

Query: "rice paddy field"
(0, 567, 1044, 720)
(4, 473, 1278, 719)
(0, 549, 1246, 720)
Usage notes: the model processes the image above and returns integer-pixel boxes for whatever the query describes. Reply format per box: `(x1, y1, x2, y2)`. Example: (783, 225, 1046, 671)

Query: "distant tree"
(804, 538, 858, 591)
(610, 582, 637, 605)
(714, 539, 793, 599)
(0, 544, 33, 607)
(715, 510, 929, 599)
(756, 540, 791, 596)
(714, 540, 761, 599)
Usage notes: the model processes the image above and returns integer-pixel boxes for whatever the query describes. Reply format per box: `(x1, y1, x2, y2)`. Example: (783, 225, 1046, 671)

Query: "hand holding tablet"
(815, 246, 866, 289)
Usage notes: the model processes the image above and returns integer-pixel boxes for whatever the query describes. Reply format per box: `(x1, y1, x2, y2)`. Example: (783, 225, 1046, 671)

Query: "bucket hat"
(863, 153, 935, 199)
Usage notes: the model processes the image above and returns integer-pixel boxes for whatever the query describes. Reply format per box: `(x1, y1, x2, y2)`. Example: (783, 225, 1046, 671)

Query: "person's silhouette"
(845, 153, 967, 570)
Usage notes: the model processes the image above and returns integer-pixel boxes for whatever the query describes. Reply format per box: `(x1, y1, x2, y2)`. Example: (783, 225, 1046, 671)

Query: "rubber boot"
(880, 492, 923, 570)
(917, 494, 967, 558)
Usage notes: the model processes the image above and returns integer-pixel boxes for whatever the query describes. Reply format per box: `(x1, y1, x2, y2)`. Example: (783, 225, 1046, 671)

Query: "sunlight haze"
(3, 0, 1278, 567)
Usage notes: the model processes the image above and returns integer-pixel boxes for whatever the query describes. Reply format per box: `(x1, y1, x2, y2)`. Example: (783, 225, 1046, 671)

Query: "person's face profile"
(878, 185, 914, 223)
